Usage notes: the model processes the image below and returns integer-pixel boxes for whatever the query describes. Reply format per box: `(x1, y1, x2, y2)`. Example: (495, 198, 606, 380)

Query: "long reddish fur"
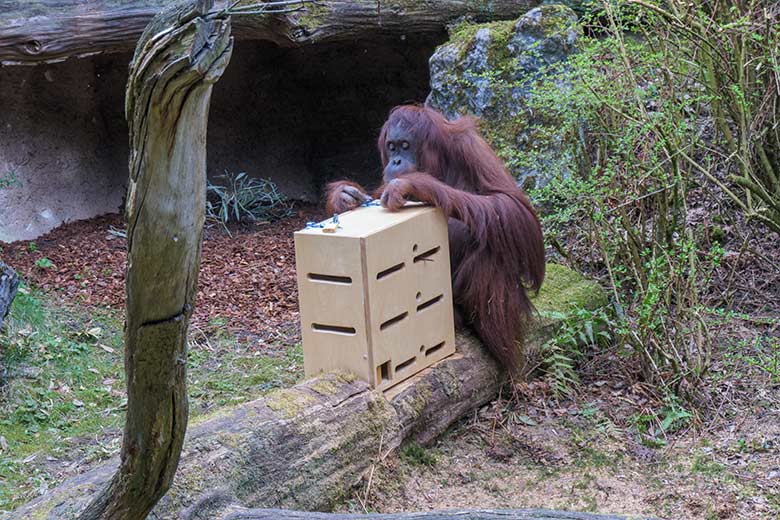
(327, 105, 545, 373)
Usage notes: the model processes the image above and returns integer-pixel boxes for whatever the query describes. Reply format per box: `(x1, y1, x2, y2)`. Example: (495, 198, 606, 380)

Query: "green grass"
(691, 451, 726, 477)
(0, 285, 303, 512)
(0, 287, 124, 511)
(400, 442, 439, 467)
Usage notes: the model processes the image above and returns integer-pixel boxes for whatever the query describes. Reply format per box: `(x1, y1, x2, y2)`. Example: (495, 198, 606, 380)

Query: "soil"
(2, 210, 778, 519)
(0, 207, 322, 346)
(343, 318, 780, 519)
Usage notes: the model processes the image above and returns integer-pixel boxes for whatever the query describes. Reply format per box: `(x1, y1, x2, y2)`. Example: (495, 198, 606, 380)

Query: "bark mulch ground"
(0, 206, 323, 346)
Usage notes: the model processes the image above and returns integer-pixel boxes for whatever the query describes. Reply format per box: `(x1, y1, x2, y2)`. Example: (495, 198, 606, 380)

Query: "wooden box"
(294, 204, 456, 391)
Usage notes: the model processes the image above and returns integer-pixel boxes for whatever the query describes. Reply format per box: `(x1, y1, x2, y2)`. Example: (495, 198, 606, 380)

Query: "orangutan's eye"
(401, 141, 410, 150)
(388, 142, 396, 151)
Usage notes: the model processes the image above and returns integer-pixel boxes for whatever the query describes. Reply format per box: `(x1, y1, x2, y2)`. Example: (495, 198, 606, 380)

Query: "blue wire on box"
(305, 213, 340, 229)
(305, 199, 379, 229)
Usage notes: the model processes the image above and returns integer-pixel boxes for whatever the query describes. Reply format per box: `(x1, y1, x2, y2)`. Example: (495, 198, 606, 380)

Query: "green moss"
(485, 20, 516, 66)
(434, 363, 461, 398)
(417, 383, 433, 413)
(22, 481, 98, 520)
(338, 371, 357, 383)
(481, 115, 529, 162)
(710, 225, 726, 244)
(296, 2, 330, 30)
(217, 431, 247, 450)
(400, 442, 438, 466)
(448, 19, 484, 46)
(535, 4, 580, 34)
(448, 19, 516, 66)
(310, 379, 340, 396)
(265, 388, 316, 419)
(158, 466, 210, 509)
(532, 263, 607, 317)
(309, 371, 355, 396)
(384, 0, 438, 8)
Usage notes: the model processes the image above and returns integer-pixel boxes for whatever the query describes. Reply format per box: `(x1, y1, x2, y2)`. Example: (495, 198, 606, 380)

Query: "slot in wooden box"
(294, 204, 456, 391)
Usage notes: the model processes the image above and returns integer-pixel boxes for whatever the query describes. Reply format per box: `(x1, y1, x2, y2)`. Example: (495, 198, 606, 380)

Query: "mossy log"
(0, 0, 540, 65)
(6, 265, 607, 520)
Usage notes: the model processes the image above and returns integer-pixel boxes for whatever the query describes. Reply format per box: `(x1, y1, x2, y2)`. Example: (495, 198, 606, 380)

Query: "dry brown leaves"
(0, 207, 323, 342)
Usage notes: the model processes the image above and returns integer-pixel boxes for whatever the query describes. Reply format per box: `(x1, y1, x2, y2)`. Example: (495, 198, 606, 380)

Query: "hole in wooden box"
(395, 356, 416, 374)
(377, 361, 391, 383)
(376, 262, 405, 280)
(308, 273, 352, 285)
(413, 246, 440, 263)
(416, 294, 443, 312)
(312, 323, 356, 335)
(425, 341, 445, 357)
(380, 311, 408, 330)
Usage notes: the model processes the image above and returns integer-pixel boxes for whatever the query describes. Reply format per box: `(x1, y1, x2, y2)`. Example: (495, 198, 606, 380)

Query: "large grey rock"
(0, 262, 18, 330)
(427, 5, 581, 188)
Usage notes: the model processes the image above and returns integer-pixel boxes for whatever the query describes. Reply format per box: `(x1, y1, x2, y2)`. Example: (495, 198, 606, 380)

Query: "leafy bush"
(541, 306, 613, 398)
(206, 171, 292, 230)
(521, 4, 747, 398)
(625, 0, 780, 234)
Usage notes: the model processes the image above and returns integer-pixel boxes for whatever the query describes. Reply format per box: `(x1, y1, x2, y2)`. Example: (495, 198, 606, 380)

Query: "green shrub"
(625, 0, 780, 234)
(206, 171, 292, 230)
(522, 5, 739, 398)
(541, 306, 613, 398)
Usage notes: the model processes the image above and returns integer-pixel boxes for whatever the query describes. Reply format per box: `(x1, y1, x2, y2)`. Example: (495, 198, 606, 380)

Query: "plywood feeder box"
(294, 204, 456, 391)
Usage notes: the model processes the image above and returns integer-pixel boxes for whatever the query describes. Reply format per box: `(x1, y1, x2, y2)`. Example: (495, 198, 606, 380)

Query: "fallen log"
(0, 0, 540, 65)
(5, 264, 606, 520)
(215, 508, 649, 519)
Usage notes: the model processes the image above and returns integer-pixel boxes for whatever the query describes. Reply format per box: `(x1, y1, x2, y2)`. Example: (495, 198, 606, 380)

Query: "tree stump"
(76, 1, 233, 519)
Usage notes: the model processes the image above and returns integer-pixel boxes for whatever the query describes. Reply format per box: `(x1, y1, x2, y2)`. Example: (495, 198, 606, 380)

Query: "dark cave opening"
(0, 32, 446, 241)
(208, 34, 446, 201)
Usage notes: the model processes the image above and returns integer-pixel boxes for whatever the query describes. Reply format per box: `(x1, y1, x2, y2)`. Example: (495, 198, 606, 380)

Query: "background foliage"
(510, 0, 780, 400)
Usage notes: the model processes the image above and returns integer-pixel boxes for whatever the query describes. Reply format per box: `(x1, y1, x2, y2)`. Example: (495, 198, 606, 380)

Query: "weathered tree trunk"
(76, 2, 233, 519)
(213, 509, 647, 519)
(0, 261, 19, 330)
(0, 0, 540, 65)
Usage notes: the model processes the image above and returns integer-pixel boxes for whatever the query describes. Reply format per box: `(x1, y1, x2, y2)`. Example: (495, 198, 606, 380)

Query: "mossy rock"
(294, 2, 330, 33)
(532, 263, 607, 317)
(427, 4, 582, 189)
(525, 262, 607, 347)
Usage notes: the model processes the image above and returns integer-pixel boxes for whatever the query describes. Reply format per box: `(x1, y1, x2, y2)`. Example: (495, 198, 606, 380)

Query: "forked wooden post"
(77, 1, 233, 518)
